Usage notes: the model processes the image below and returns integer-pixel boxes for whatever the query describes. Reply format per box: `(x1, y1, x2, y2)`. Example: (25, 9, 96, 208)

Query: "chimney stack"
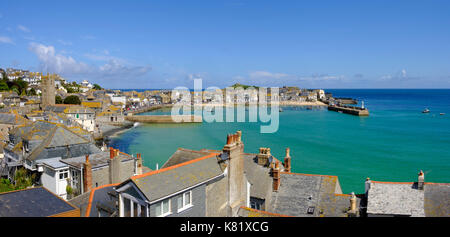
(418, 170, 425, 190)
(109, 148, 121, 183)
(136, 153, 143, 175)
(272, 162, 281, 192)
(223, 131, 246, 217)
(257, 147, 271, 166)
(283, 148, 291, 172)
(83, 155, 92, 193)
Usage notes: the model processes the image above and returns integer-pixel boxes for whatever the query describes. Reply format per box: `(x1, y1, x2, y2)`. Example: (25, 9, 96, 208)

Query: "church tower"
(41, 73, 55, 107)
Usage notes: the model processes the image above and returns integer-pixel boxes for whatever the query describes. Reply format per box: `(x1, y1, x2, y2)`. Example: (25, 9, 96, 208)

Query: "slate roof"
(69, 184, 118, 217)
(0, 187, 79, 217)
(61, 151, 134, 169)
(45, 105, 70, 113)
(7, 121, 101, 162)
(120, 153, 222, 202)
(243, 153, 273, 200)
(25, 124, 100, 162)
(268, 173, 353, 217)
(38, 157, 67, 169)
(0, 112, 30, 125)
(367, 181, 425, 216)
(367, 181, 450, 217)
(424, 183, 450, 217)
(161, 148, 211, 169)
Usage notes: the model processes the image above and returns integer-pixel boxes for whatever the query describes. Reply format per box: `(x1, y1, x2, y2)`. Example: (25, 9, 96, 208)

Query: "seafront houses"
(365, 172, 450, 217)
(70, 131, 360, 217)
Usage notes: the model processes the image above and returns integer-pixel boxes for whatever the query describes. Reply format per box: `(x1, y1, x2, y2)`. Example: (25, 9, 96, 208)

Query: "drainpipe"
(80, 166, 84, 194)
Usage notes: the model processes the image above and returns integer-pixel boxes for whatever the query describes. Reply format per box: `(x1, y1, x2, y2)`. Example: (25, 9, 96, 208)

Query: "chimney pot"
(226, 134, 232, 145)
(283, 148, 291, 172)
(109, 147, 114, 159)
(418, 170, 425, 190)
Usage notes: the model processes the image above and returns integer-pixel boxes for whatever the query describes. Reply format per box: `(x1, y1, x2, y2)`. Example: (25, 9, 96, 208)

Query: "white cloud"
(380, 69, 416, 81)
(249, 71, 289, 79)
(28, 43, 151, 82)
(29, 43, 91, 74)
(18, 25, 31, 33)
(0, 36, 14, 44)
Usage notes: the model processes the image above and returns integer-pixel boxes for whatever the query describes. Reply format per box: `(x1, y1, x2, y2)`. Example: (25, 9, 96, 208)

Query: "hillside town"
(0, 68, 448, 217)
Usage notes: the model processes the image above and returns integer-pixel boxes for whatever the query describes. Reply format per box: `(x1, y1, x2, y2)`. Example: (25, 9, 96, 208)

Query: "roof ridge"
(131, 153, 219, 180)
(281, 171, 338, 178)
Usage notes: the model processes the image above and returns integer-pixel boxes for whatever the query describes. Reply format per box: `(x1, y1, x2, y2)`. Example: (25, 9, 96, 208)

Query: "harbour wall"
(125, 115, 202, 123)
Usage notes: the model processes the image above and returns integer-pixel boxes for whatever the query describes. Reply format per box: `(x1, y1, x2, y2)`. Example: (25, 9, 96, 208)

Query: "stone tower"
(41, 73, 55, 107)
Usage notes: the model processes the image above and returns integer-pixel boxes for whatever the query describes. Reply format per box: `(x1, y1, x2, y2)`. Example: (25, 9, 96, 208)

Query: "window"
(71, 170, 79, 187)
(123, 198, 131, 217)
(155, 199, 171, 217)
(59, 169, 69, 180)
(177, 191, 193, 212)
(250, 201, 261, 210)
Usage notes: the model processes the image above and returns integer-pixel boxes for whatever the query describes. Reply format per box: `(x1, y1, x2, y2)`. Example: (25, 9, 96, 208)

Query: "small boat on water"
(133, 122, 140, 128)
(279, 108, 283, 112)
(440, 113, 445, 115)
(422, 108, 430, 113)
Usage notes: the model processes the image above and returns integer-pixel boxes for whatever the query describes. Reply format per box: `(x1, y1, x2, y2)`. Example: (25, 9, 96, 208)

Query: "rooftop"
(118, 152, 222, 202)
(0, 187, 79, 217)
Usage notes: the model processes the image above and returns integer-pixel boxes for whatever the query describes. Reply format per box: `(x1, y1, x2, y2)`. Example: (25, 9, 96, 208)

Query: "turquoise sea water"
(110, 89, 450, 193)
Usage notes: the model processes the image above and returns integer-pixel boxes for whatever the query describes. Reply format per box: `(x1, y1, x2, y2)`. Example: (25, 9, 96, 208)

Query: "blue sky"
(1, 0, 450, 89)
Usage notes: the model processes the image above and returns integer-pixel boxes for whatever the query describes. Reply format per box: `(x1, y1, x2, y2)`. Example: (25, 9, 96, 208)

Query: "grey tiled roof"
(161, 148, 212, 169)
(0, 187, 78, 217)
(38, 157, 67, 169)
(367, 181, 450, 217)
(126, 155, 223, 202)
(424, 184, 450, 217)
(69, 185, 118, 217)
(61, 151, 134, 169)
(268, 173, 350, 217)
(367, 182, 425, 216)
(243, 153, 273, 200)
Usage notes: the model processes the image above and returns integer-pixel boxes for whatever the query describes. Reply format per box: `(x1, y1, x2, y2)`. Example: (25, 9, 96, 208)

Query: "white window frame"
(177, 190, 193, 213)
(59, 169, 69, 180)
(155, 199, 171, 217)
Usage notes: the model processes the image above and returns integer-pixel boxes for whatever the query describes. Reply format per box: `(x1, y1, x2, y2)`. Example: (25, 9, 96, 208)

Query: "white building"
(64, 106, 96, 132)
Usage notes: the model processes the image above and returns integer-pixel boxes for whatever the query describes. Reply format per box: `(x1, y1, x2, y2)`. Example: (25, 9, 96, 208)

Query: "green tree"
(11, 85, 20, 95)
(0, 179, 14, 193)
(66, 87, 76, 93)
(0, 80, 9, 91)
(64, 95, 81, 104)
(28, 88, 37, 96)
(55, 95, 63, 104)
(93, 84, 102, 90)
(14, 168, 34, 190)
